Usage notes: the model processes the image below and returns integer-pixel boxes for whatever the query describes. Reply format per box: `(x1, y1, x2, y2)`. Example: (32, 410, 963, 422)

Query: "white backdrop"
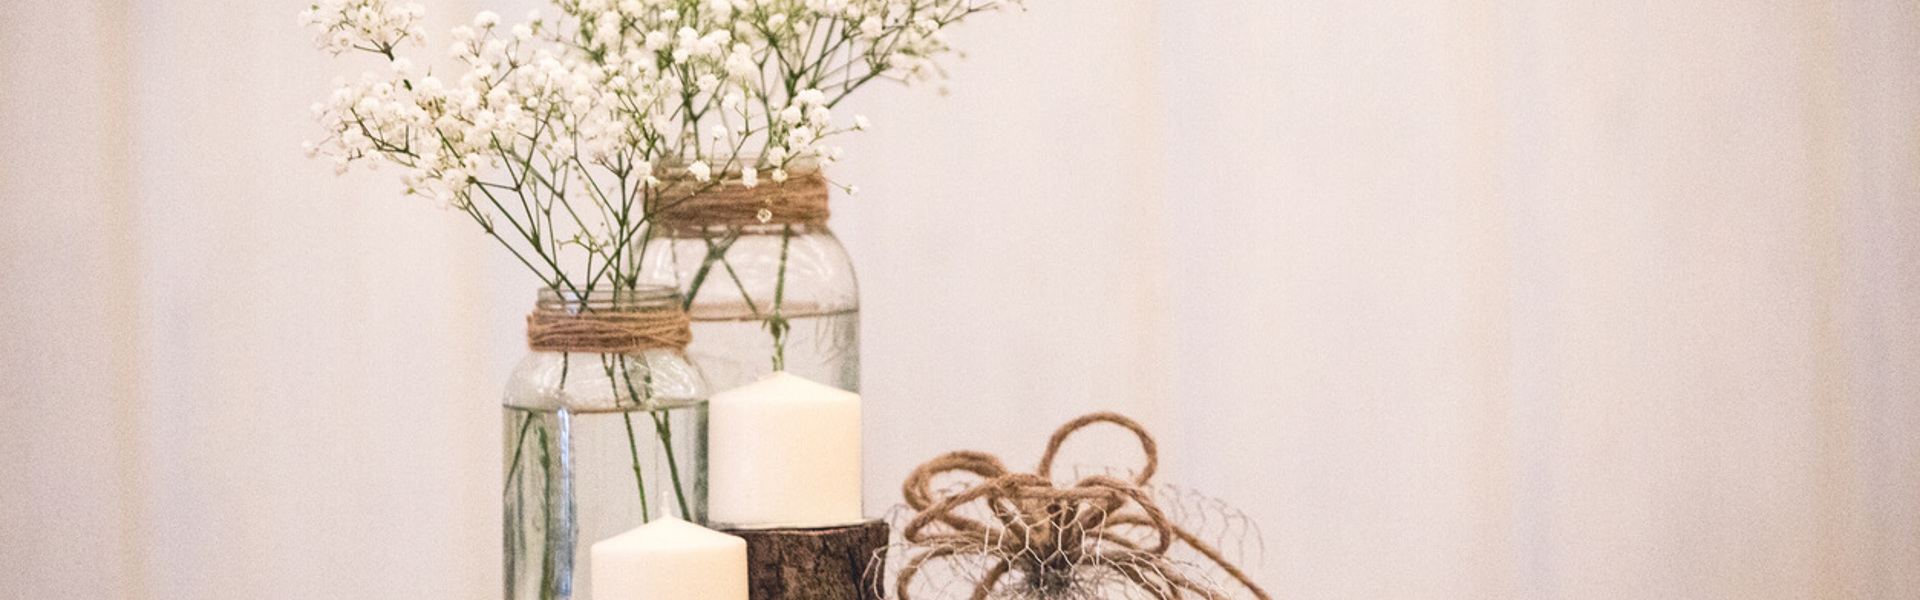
(3, 1, 1918, 599)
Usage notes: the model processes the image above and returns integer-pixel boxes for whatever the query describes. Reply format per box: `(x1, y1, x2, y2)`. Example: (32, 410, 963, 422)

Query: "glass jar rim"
(535, 285, 682, 312)
(654, 153, 822, 178)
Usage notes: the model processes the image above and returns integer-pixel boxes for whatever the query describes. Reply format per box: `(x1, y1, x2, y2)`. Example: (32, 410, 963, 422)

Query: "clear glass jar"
(502, 287, 709, 600)
(640, 171, 859, 394)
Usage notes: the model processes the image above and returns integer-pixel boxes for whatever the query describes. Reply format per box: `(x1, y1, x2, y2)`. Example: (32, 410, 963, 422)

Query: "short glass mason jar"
(640, 164, 859, 394)
(502, 286, 709, 600)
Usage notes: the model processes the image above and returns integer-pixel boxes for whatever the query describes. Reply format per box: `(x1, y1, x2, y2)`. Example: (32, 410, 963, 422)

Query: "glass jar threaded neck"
(535, 286, 682, 314)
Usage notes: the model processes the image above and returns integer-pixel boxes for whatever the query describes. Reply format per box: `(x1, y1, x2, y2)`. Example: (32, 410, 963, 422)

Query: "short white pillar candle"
(708, 371, 863, 528)
(590, 517, 748, 600)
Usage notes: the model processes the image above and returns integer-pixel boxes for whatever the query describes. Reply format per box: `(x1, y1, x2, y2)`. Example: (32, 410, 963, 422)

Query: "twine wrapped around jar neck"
(525, 289, 692, 354)
(653, 171, 831, 230)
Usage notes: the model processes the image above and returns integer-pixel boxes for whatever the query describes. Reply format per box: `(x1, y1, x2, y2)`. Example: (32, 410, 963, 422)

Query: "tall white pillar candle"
(590, 517, 748, 600)
(708, 371, 863, 528)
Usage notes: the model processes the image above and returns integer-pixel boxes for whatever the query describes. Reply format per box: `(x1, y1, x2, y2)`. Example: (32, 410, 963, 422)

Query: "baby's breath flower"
(302, 0, 428, 55)
(307, 0, 1016, 285)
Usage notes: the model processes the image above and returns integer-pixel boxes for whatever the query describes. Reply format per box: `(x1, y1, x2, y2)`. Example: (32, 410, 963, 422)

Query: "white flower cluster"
(303, 0, 1015, 287)
(299, 0, 426, 55)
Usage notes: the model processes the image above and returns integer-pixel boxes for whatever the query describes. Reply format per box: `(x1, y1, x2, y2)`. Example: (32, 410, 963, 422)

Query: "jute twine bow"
(654, 171, 831, 229)
(525, 307, 692, 354)
(898, 412, 1272, 600)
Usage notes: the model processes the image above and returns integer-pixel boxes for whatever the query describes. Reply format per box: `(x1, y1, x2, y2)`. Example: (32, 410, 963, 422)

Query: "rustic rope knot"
(896, 412, 1271, 600)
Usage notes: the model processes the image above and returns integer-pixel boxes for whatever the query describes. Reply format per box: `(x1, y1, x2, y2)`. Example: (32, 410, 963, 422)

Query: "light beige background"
(3, 0, 1917, 599)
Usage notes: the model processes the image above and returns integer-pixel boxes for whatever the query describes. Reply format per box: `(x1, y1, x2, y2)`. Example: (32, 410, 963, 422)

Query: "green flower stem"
(650, 409, 694, 518)
(620, 411, 653, 522)
(682, 234, 738, 311)
(602, 354, 655, 522)
(677, 225, 792, 372)
(536, 425, 557, 600)
(503, 410, 535, 499)
(769, 224, 795, 371)
(613, 353, 694, 520)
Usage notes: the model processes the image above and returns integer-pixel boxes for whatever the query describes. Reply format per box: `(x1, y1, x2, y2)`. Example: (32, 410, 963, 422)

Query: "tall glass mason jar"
(503, 287, 709, 600)
(641, 163, 859, 394)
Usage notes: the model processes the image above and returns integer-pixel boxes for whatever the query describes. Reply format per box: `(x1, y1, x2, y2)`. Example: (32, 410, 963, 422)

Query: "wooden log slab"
(720, 520, 890, 600)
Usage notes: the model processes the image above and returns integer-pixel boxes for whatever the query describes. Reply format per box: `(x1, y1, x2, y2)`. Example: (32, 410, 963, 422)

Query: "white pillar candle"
(708, 371, 863, 528)
(590, 517, 748, 600)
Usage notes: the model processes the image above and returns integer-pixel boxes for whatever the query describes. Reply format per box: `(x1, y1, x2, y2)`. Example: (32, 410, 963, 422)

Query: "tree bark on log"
(721, 520, 890, 600)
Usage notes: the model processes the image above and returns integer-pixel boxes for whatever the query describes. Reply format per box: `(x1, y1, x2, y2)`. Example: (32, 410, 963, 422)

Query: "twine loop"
(897, 412, 1272, 600)
(525, 306, 692, 354)
(654, 171, 831, 229)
